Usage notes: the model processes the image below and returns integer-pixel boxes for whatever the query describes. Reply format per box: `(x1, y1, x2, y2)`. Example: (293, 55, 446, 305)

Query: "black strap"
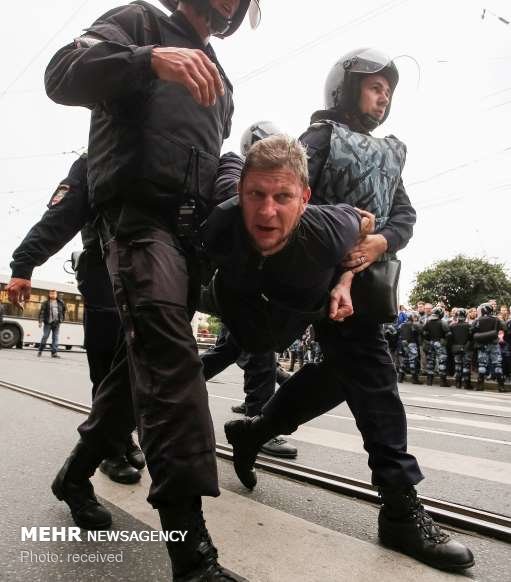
(132, 0, 163, 45)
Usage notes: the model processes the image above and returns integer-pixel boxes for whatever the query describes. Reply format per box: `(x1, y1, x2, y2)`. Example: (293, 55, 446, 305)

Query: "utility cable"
(0, 0, 90, 100)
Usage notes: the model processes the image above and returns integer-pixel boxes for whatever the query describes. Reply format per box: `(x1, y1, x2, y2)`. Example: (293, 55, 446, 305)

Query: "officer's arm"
(377, 179, 417, 253)
(210, 152, 244, 210)
(10, 158, 89, 281)
(45, 5, 224, 108)
(45, 6, 155, 106)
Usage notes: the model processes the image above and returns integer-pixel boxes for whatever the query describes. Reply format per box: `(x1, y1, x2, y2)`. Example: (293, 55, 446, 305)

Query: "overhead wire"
(0, 148, 86, 163)
(0, 0, 91, 100)
(0, 0, 508, 200)
(234, 0, 410, 86)
(406, 145, 511, 188)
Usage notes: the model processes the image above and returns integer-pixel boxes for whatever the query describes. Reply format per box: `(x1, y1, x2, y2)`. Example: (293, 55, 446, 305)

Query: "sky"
(0, 0, 510, 302)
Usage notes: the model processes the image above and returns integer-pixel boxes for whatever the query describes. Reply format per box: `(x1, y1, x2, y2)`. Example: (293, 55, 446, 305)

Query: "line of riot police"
(384, 303, 511, 391)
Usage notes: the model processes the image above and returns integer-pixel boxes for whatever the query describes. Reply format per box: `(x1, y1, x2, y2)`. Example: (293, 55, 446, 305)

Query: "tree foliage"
(206, 315, 222, 336)
(409, 255, 511, 308)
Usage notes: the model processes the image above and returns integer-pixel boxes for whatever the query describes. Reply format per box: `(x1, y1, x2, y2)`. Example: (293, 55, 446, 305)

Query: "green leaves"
(409, 255, 511, 308)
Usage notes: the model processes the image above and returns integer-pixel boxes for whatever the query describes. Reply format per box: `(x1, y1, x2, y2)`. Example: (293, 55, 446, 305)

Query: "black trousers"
(201, 325, 277, 416)
(78, 228, 219, 506)
(262, 316, 424, 487)
(77, 251, 122, 400)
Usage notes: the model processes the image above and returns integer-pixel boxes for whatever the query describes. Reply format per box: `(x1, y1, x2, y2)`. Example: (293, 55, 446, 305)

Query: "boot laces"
(196, 513, 243, 581)
(408, 496, 450, 544)
(269, 437, 286, 446)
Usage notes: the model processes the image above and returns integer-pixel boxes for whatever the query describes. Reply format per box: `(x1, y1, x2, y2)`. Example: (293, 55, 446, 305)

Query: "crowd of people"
(4, 1, 477, 579)
(279, 299, 511, 393)
(383, 300, 511, 391)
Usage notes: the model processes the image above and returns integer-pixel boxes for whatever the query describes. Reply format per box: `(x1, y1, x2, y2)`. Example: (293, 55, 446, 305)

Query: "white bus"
(0, 275, 84, 350)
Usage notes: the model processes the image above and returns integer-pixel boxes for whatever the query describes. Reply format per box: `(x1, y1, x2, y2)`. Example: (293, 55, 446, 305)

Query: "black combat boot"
(99, 456, 141, 484)
(426, 375, 433, 386)
(497, 378, 510, 392)
(463, 377, 472, 390)
(476, 374, 485, 391)
(411, 374, 423, 385)
(439, 376, 450, 388)
(126, 434, 146, 470)
(51, 440, 112, 530)
(224, 416, 277, 489)
(455, 376, 462, 389)
(397, 371, 405, 383)
(159, 498, 248, 581)
(378, 487, 474, 571)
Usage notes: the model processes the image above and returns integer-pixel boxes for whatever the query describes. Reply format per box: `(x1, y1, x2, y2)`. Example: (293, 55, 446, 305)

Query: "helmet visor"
(249, 0, 261, 29)
(346, 48, 393, 75)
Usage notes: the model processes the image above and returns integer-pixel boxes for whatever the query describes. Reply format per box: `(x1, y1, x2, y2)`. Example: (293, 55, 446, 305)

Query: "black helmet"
(456, 308, 467, 321)
(431, 305, 445, 320)
(324, 47, 399, 131)
(240, 120, 281, 156)
(160, 0, 260, 37)
(479, 303, 494, 317)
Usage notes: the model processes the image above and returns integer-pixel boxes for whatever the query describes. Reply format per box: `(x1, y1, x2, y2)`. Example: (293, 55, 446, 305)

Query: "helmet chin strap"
(341, 110, 380, 134)
(358, 112, 381, 132)
(207, 5, 232, 35)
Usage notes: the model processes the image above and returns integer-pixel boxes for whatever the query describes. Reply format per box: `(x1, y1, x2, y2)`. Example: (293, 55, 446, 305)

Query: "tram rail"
(1, 378, 510, 543)
(400, 403, 511, 420)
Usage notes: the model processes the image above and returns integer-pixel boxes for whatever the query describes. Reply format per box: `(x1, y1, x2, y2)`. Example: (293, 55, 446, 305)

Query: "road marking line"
(291, 426, 511, 485)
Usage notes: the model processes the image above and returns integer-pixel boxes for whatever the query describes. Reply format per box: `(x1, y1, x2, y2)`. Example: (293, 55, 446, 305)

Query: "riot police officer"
(422, 305, 452, 387)
(44, 1, 260, 580)
(226, 49, 474, 571)
(398, 311, 422, 384)
(6, 155, 144, 484)
(473, 302, 507, 391)
(449, 307, 473, 389)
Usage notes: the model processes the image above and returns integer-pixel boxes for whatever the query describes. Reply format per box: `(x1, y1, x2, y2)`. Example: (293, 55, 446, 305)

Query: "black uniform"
(472, 315, 506, 385)
(449, 320, 473, 387)
(398, 320, 422, 379)
(10, 156, 123, 398)
(422, 317, 451, 381)
(45, 3, 234, 505)
(245, 109, 423, 487)
(201, 325, 277, 417)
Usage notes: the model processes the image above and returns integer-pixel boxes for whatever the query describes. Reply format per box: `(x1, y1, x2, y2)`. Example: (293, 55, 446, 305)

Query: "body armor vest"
(313, 120, 406, 231)
(450, 322, 471, 352)
(423, 318, 447, 341)
(87, 3, 232, 219)
(473, 315, 500, 345)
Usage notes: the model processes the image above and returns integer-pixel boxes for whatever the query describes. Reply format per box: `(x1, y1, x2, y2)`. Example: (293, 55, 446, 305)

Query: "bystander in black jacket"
(39, 298, 66, 325)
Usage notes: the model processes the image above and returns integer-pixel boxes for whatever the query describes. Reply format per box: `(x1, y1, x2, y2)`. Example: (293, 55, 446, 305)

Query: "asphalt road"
(1, 348, 511, 581)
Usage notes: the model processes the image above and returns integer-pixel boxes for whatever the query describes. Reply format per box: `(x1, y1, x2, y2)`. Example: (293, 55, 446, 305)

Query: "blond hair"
(240, 134, 309, 188)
